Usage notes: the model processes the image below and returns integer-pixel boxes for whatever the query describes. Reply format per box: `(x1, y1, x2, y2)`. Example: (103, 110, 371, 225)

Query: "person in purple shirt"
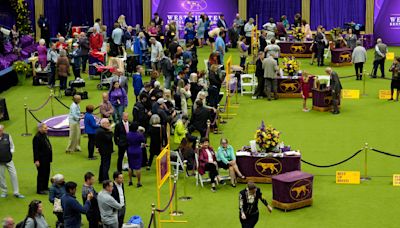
(109, 81, 128, 124)
(37, 39, 47, 69)
(126, 123, 146, 187)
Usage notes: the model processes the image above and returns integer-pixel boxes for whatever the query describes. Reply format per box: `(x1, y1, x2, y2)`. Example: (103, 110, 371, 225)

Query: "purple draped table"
(236, 154, 301, 183)
(272, 171, 314, 211)
(278, 41, 313, 58)
(312, 88, 340, 112)
(276, 76, 314, 98)
(331, 48, 353, 67)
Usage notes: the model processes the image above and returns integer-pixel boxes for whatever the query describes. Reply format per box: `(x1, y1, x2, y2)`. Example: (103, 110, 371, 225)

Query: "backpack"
(16, 217, 37, 228)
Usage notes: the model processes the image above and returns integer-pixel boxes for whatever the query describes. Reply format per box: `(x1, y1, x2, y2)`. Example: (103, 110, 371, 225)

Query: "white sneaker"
(252, 96, 257, 100)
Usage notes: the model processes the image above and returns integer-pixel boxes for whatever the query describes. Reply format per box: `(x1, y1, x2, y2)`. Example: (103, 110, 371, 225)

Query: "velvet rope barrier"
(28, 96, 52, 112)
(147, 182, 178, 227)
(301, 149, 363, 168)
(370, 148, 400, 158)
(53, 96, 70, 109)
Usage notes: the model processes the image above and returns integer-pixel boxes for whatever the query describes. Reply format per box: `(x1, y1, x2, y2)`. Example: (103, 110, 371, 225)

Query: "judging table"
(312, 88, 340, 112)
(236, 153, 301, 183)
(278, 41, 313, 58)
(331, 48, 353, 67)
(276, 76, 314, 98)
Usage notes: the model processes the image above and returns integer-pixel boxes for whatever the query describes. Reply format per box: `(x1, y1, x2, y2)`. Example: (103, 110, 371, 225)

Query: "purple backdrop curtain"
(44, 0, 93, 37)
(247, 0, 302, 29)
(26, 0, 35, 34)
(310, 0, 366, 30)
(102, 0, 143, 35)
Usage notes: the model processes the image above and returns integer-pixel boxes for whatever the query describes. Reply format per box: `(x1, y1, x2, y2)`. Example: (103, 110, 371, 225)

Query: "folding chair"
(170, 150, 185, 180)
(195, 152, 211, 187)
(240, 74, 257, 95)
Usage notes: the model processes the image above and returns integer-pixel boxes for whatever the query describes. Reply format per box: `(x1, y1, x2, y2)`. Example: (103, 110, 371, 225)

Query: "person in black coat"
(326, 67, 342, 115)
(188, 100, 210, 137)
(133, 93, 151, 131)
(32, 123, 53, 195)
(239, 182, 272, 228)
(259, 31, 267, 53)
(208, 64, 223, 108)
(111, 171, 126, 228)
(114, 112, 130, 172)
(95, 118, 114, 182)
(252, 52, 265, 99)
(315, 26, 326, 67)
(79, 33, 90, 73)
(38, 15, 50, 46)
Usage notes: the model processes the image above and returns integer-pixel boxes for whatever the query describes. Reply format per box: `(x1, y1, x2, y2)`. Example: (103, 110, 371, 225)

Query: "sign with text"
(374, 0, 400, 46)
(386, 52, 395, 60)
(393, 174, 400, 186)
(336, 171, 360, 184)
(342, 90, 360, 99)
(379, 90, 397, 99)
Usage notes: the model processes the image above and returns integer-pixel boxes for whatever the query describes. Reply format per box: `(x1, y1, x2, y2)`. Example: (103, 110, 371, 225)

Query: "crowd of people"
(1, 8, 400, 228)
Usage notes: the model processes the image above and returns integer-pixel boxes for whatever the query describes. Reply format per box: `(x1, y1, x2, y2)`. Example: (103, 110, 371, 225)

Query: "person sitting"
(189, 100, 210, 137)
(198, 137, 219, 192)
(174, 115, 189, 144)
(24, 200, 49, 228)
(216, 138, 245, 187)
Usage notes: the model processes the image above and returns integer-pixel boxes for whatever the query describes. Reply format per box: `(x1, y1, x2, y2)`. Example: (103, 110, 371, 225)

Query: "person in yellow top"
(174, 115, 189, 144)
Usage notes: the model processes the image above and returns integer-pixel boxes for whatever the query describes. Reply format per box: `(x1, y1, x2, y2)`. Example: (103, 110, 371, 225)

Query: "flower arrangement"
(10, 0, 33, 35)
(13, 60, 31, 75)
(254, 121, 281, 152)
(292, 27, 304, 41)
(281, 56, 300, 76)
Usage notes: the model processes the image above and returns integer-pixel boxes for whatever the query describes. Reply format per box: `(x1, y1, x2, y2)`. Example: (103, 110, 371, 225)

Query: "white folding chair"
(240, 73, 257, 95)
(170, 150, 185, 179)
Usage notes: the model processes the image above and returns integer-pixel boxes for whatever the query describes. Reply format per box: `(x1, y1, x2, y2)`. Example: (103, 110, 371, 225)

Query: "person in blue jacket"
(132, 65, 144, 102)
(61, 181, 93, 228)
(216, 138, 245, 187)
(70, 43, 82, 79)
(84, 105, 99, 160)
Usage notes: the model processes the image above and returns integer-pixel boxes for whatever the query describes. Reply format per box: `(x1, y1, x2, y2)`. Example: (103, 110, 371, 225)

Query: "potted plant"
(13, 60, 31, 85)
(254, 121, 281, 153)
(281, 56, 300, 76)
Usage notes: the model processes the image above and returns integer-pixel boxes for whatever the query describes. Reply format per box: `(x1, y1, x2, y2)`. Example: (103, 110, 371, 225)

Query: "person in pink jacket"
(37, 39, 47, 69)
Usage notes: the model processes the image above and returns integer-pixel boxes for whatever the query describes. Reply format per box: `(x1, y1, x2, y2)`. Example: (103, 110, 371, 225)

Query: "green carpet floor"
(0, 46, 400, 228)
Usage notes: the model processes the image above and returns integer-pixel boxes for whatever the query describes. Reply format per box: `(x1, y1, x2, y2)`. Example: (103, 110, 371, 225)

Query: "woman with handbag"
(49, 174, 66, 228)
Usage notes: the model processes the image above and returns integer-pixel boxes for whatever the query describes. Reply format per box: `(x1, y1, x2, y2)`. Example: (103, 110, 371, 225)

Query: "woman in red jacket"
(198, 137, 219, 192)
(89, 27, 103, 51)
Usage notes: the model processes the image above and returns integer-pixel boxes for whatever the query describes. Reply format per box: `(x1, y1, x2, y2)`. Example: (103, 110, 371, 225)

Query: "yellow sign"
(341, 89, 360, 99)
(336, 171, 360, 184)
(156, 145, 171, 189)
(393, 174, 400, 186)
(379, 90, 397, 100)
(386, 52, 395, 60)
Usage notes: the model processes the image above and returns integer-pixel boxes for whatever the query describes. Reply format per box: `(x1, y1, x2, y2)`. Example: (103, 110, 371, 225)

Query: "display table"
(236, 154, 301, 183)
(312, 89, 340, 112)
(331, 48, 353, 67)
(0, 98, 9, 121)
(272, 171, 314, 211)
(278, 41, 313, 58)
(276, 76, 314, 98)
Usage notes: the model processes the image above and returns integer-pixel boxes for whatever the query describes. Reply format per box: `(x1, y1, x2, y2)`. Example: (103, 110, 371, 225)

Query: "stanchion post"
(206, 120, 211, 138)
(21, 104, 32, 136)
(218, 104, 226, 124)
(50, 89, 55, 117)
(362, 70, 368, 96)
(361, 143, 371, 181)
(179, 160, 192, 201)
(170, 174, 184, 216)
(151, 203, 157, 228)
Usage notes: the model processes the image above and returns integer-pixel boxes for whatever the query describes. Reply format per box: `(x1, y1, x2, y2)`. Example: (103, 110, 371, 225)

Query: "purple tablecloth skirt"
(278, 42, 313, 58)
(331, 48, 353, 65)
(272, 171, 314, 211)
(236, 155, 301, 183)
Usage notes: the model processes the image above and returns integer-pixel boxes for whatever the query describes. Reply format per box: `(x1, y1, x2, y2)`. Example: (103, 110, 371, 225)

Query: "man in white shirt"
(98, 180, 123, 228)
(0, 125, 24, 198)
(66, 95, 82, 153)
(150, 37, 163, 71)
(111, 171, 126, 228)
(244, 18, 255, 55)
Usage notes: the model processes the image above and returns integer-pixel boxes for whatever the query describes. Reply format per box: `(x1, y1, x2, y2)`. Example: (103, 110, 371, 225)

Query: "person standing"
(351, 41, 367, 80)
(84, 105, 99, 160)
(96, 119, 114, 183)
(244, 18, 255, 55)
(109, 81, 128, 124)
(66, 95, 82, 153)
(126, 123, 146, 187)
(111, 23, 124, 56)
(343, 28, 357, 50)
(111, 172, 126, 228)
(239, 182, 272, 228)
(70, 43, 82, 79)
(315, 26, 327, 67)
(264, 38, 281, 64)
(233, 13, 245, 35)
(111, 70, 129, 95)
(196, 15, 206, 48)
(252, 52, 265, 99)
(114, 112, 130, 172)
(98, 180, 123, 228)
(326, 67, 342, 115)
(238, 37, 249, 70)
(262, 55, 279, 101)
(372, 38, 388, 78)
(82, 172, 101, 228)
(388, 56, 400, 101)
(61, 181, 93, 228)
(149, 37, 163, 71)
(38, 15, 50, 46)
(56, 49, 70, 90)
(79, 32, 90, 74)
(89, 27, 103, 51)
(215, 31, 226, 64)
(24, 200, 49, 228)
(0, 125, 24, 199)
(47, 43, 59, 88)
(32, 123, 53, 195)
(99, 93, 114, 120)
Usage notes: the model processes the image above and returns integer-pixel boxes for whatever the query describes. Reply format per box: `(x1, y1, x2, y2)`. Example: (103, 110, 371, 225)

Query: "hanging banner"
(374, 0, 400, 46)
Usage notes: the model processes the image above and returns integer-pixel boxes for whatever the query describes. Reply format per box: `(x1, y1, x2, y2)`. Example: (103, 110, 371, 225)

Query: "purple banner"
(374, 0, 400, 46)
(152, 0, 238, 34)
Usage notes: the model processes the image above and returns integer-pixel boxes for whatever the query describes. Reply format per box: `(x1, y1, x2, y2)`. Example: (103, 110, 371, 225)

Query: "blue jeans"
(112, 104, 125, 124)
